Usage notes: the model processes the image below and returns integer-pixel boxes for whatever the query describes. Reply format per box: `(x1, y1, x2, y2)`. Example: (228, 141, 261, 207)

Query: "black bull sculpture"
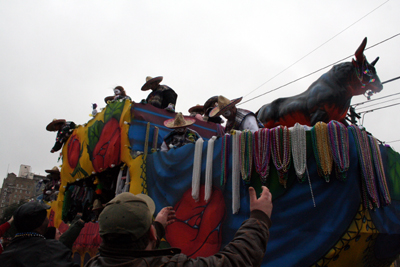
(257, 37, 383, 128)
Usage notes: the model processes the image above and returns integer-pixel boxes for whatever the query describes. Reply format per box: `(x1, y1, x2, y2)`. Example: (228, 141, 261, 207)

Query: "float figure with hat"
(161, 112, 201, 151)
(142, 76, 178, 112)
(209, 95, 263, 133)
(46, 119, 76, 153)
(188, 104, 204, 121)
(203, 96, 224, 125)
(42, 166, 61, 202)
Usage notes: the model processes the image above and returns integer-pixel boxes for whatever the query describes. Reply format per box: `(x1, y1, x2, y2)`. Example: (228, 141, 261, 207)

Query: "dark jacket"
(146, 85, 178, 109)
(59, 219, 86, 250)
(85, 210, 271, 267)
(52, 121, 76, 152)
(0, 235, 78, 267)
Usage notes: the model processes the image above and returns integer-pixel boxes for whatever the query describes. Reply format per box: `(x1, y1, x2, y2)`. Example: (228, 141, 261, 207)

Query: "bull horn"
(355, 37, 367, 63)
(371, 57, 379, 66)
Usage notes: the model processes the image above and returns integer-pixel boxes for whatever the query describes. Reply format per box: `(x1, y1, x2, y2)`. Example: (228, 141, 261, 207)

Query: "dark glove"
(80, 202, 92, 223)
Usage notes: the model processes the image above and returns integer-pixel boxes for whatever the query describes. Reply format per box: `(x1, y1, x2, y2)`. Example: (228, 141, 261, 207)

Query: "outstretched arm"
(172, 186, 273, 267)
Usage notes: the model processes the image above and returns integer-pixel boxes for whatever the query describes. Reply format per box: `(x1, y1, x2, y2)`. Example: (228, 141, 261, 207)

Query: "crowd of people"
(0, 186, 272, 266)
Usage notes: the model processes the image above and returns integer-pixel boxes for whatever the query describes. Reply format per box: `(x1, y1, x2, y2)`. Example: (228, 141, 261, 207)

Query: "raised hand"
(249, 186, 273, 218)
(155, 206, 176, 228)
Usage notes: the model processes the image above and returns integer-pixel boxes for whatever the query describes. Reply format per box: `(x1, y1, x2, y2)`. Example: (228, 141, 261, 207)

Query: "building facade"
(0, 170, 46, 217)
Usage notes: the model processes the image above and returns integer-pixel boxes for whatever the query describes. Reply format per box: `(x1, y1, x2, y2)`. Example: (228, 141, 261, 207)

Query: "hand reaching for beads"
(249, 186, 273, 218)
(155, 206, 176, 229)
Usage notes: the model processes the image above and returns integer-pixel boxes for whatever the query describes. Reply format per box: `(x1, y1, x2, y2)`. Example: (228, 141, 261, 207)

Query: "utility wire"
(356, 97, 400, 111)
(352, 91, 400, 107)
(358, 102, 400, 114)
(386, 139, 400, 144)
(243, 0, 390, 99)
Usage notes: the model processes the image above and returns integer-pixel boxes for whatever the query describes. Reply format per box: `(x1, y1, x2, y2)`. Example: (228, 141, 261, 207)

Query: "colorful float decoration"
(45, 38, 400, 267)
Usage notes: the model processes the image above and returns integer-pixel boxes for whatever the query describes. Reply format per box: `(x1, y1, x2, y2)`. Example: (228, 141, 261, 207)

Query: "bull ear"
(370, 57, 379, 66)
(355, 37, 367, 63)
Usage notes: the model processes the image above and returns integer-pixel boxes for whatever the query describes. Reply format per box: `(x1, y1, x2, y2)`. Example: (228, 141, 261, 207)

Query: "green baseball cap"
(99, 192, 156, 241)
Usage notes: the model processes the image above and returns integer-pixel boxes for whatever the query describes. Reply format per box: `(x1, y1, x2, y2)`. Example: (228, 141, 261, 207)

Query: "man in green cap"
(85, 187, 273, 267)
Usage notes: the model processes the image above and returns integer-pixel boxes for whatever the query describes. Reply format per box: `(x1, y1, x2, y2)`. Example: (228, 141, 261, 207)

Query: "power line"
(386, 139, 400, 144)
(243, 0, 390, 99)
(358, 102, 400, 114)
(356, 97, 400, 111)
(352, 91, 400, 107)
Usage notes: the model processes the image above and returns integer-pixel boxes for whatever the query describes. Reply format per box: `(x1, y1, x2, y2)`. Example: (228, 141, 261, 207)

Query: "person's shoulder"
(45, 238, 71, 251)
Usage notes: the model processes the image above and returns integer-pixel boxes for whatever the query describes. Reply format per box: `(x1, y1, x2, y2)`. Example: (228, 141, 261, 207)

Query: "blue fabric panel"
(145, 133, 361, 266)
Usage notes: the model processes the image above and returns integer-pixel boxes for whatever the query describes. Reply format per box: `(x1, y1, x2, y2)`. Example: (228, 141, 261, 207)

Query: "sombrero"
(46, 119, 66, 132)
(45, 166, 60, 174)
(188, 104, 204, 114)
(209, 95, 243, 118)
(164, 112, 195, 129)
(141, 76, 163, 91)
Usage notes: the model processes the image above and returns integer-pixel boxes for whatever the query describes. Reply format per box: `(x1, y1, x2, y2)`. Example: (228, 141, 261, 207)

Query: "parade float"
(45, 38, 400, 267)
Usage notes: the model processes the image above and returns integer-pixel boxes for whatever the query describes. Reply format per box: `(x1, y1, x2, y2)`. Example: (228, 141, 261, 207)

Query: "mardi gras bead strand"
(305, 167, 316, 207)
(271, 126, 291, 187)
(192, 138, 204, 202)
(327, 121, 350, 181)
(253, 128, 271, 184)
(205, 136, 217, 202)
(368, 135, 391, 205)
(290, 123, 307, 182)
(311, 122, 333, 182)
(316, 122, 333, 179)
(240, 130, 253, 183)
(232, 131, 241, 214)
(220, 134, 230, 186)
(349, 125, 379, 209)
(15, 232, 46, 239)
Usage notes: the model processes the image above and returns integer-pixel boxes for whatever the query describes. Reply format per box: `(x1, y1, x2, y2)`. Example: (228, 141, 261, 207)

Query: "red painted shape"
(68, 135, 81, 169)
(166, 185, 226, 258)
(92, 118, 121, 173)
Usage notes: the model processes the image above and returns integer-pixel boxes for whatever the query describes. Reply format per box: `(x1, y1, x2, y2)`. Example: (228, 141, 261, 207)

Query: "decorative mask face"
(176, 128, 185, 134)
(222, 110, 231, 119)
(114, 88, 121, 95)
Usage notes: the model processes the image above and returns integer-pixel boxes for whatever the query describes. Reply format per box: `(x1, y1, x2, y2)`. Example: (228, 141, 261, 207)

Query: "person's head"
(188, 105, 204, 117)
(46, 119, 67, 132)
(175, 127, 186, 135)
(45, 166, 60, 180)
(141, 76, 163, 91)
(221, 106, 237, 120)
(209, 95, 242, 121)
(114, 86, 126, 96)
(13, 201, 50, 234)
(99, 192, 157, 250)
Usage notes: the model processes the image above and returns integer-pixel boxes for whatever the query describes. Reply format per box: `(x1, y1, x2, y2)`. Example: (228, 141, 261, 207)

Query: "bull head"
(352, 37, 383, 94)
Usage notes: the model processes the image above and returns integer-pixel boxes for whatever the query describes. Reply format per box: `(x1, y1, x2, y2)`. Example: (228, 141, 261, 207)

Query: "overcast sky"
(1, 0, 399, 186)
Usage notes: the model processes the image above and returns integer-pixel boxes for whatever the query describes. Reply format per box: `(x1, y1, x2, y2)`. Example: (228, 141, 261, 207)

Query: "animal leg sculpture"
(310, 109, 329, 126)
